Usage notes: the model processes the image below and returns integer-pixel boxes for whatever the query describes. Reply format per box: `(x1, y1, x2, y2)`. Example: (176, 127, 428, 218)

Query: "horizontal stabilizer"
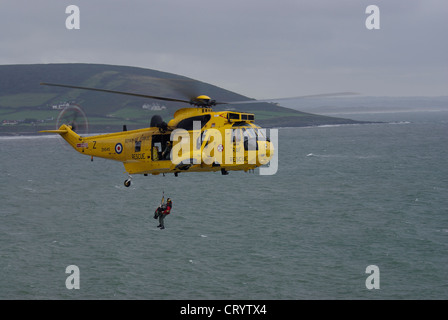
(39, 129, 68, 134)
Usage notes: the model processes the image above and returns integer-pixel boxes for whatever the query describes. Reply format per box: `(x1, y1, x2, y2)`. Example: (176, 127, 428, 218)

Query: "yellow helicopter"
(39, 82, 275, 187)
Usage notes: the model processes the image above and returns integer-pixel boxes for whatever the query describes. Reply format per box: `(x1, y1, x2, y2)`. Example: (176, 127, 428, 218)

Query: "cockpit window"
(230, 124, 261, 151)
(243, 127, 256, 139)
(255, 128, 266, 140)
(232, 128, 242, 143)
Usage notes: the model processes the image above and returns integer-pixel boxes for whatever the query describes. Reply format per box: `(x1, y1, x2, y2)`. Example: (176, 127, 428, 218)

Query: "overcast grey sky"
(0, 0, 447, 98)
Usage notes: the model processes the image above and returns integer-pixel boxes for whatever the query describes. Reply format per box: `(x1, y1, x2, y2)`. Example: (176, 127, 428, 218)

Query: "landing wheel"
(124, 179, 131, 187)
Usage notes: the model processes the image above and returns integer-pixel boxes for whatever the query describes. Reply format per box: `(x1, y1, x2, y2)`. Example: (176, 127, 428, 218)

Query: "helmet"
(167, 198, 172, 203)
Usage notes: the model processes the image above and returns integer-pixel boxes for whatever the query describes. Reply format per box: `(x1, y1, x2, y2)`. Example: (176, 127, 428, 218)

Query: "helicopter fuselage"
(41, 107, 274, 178)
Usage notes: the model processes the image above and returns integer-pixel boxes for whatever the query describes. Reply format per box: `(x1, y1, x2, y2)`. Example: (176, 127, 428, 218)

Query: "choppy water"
(1, 110, 447, 299)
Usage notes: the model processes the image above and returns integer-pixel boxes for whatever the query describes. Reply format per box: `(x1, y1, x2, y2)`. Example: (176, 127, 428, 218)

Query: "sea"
(1, 104, 447, 301)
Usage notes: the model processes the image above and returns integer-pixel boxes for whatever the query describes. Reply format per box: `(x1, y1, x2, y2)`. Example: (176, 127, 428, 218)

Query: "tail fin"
(40, 124, 82, 149)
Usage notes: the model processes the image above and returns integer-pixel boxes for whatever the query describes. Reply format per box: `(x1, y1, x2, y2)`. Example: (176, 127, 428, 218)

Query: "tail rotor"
(54, 104, 89, 150)
(56, 104, 89, 134)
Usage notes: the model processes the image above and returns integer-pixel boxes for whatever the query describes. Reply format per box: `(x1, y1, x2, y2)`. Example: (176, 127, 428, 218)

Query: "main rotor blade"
(216, 92, 358, 105)
(40, 82, 192, 104)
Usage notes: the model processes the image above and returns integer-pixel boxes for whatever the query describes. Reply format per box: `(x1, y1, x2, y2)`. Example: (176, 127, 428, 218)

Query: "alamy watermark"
(365, 265, 380, 289)
(65, 5, 80, 30)
(65, 5, 380, 31)
(65, 265, 80, 289)
(365, 5, 380, 30)
(64, 264, 379, 291)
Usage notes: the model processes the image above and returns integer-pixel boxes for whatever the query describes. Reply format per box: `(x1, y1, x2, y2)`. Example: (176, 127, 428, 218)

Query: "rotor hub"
(190, 95, 216, 107)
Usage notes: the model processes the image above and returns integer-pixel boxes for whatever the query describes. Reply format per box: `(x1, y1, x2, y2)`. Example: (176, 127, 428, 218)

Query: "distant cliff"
(0, 63, 362, 134)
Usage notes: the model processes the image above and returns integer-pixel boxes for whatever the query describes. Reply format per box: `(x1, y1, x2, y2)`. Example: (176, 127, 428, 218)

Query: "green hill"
(0, 63, 361, 134)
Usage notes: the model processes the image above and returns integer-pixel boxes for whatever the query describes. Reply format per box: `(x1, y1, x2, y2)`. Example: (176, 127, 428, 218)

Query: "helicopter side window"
(177, 115, 211, 131)
(197, 130, 216, 149)
(135, 140, 141, 152)
(196, 130, 207, 149)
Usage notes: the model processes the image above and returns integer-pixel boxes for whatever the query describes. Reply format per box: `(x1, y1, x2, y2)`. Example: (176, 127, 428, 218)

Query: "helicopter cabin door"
(151, 134, 172, 162)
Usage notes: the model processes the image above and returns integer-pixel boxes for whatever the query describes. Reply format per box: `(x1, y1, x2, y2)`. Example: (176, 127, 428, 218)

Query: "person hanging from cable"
(157, 198, 172, 229)
(154, 193, 172, 230)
